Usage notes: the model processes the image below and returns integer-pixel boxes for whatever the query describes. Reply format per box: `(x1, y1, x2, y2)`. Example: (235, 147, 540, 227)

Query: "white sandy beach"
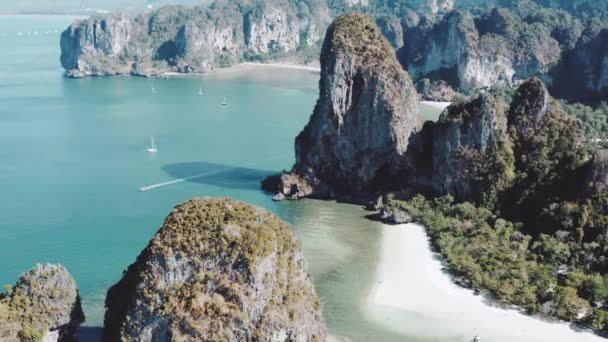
(241, 61, 321, 72)
(367, 223, 605, 342)
(163, 61, 320, 78)
(421, 101, 451, 110)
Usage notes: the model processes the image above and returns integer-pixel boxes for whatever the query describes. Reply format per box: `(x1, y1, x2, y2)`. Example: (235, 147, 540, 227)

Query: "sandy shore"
(163, 61, 320, 78)
(367, 223, 605, 342)
(240, 62, 320, 72)
(421, 101, 451, 110)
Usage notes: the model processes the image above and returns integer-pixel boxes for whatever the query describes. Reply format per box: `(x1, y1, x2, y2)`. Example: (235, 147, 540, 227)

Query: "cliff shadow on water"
(77, 326, 103, 342)
(162, 161, 275, 191)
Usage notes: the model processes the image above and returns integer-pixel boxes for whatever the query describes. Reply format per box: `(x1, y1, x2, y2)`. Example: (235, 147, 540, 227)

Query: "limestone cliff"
(430, 94, 513, 203)
(263, 12, 420, 199)
(395, 3, 608, 103)
(0, 264, 84, 342)
(552, 28, 608, 103)
(60, 1, 329, 77)
(103, 198, 326, 342)
(421, 77, 585, 208)
(375, 16, 403, 48)
(501, 77, 587, 221)
(399, 8, 562, 92)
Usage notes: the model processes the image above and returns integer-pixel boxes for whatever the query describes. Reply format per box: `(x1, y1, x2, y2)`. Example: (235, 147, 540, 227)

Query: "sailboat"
(221, 96, 228, 106)
(151, 87, 156, 94)
(198, 88, 204, 96)
(146, 136, 158, 153)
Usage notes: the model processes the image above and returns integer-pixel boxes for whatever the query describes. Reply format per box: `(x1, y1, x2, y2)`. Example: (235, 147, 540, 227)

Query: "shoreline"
(163, 61, 321, 78)
(367, 223, 605, 342)
(241, 62, 321, 72)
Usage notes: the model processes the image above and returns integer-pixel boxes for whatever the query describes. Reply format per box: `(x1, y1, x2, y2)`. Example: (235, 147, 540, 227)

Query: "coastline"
(241, 62, 321, 72)
(163, 61, 321, 78)
(367, 223, 605, 342)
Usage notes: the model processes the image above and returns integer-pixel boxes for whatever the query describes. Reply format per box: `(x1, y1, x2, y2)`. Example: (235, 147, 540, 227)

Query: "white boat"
(146, 136, 157, 153)
(151, 87, 156, 94)
(221, 96, 228, 106)
(198, 88, 203, 96)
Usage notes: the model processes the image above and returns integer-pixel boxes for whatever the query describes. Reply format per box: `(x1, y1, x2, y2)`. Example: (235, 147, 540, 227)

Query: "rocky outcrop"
(422, 77, 585, 208)
(430, 93, 512, 202)
(399, 8, 562, 92)
(0, 264, 84, 342)
(263, 12, 420, 199)
(415, 78, 457, 101)
(60, 1, 329, 77)
(581, 149, 608, 197)
(103, 198, 326, 342)
(375, 16, 403, 48)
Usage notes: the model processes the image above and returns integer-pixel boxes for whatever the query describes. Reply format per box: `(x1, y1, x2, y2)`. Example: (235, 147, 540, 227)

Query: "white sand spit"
(367, 223, 604, 342)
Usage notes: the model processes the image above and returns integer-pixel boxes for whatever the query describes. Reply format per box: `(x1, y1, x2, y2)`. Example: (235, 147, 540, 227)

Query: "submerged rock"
(263, 12, 420, 199)
(272, 192, 286, 201)
(0, 264, 84, 342)
(103, 197, 326, 342)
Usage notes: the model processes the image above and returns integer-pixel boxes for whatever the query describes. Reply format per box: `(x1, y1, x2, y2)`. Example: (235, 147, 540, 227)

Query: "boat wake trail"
(138, 171, 219, 191)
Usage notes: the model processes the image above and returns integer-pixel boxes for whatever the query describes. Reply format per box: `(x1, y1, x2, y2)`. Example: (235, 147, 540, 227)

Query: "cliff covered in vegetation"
(0, 264, 84, 342)
(103, 197, 326, 341)
(263, 12, 420, 199)
(60, 0, 330, 77)
(59, 0, 608, 105)
(398, 1, 608, 103)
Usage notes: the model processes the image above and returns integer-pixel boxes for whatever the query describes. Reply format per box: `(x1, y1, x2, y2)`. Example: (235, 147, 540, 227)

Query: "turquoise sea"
(0, 14, 450, 341)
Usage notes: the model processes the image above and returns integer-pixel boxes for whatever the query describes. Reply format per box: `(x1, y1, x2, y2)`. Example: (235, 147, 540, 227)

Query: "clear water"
(0, 14, 446, 341)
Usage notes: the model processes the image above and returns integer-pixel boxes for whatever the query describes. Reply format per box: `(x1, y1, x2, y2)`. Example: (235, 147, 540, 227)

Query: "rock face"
(507, 78, 584, 194)
(0, 264, 84, 342)
(399, 9, 562, 92)
(263, 12, 420, 198)
(582, 149, 608, 196)
(375, 16, 403, 48)
(103, 198, 326, 342)
(60, 1, 329, 77)
(423, 77, 585, 209)
(553, 28, 608, 103)
(415, 78, 457, 101)
(392, 2, 608, 103)
(430, 93, 512, 202)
